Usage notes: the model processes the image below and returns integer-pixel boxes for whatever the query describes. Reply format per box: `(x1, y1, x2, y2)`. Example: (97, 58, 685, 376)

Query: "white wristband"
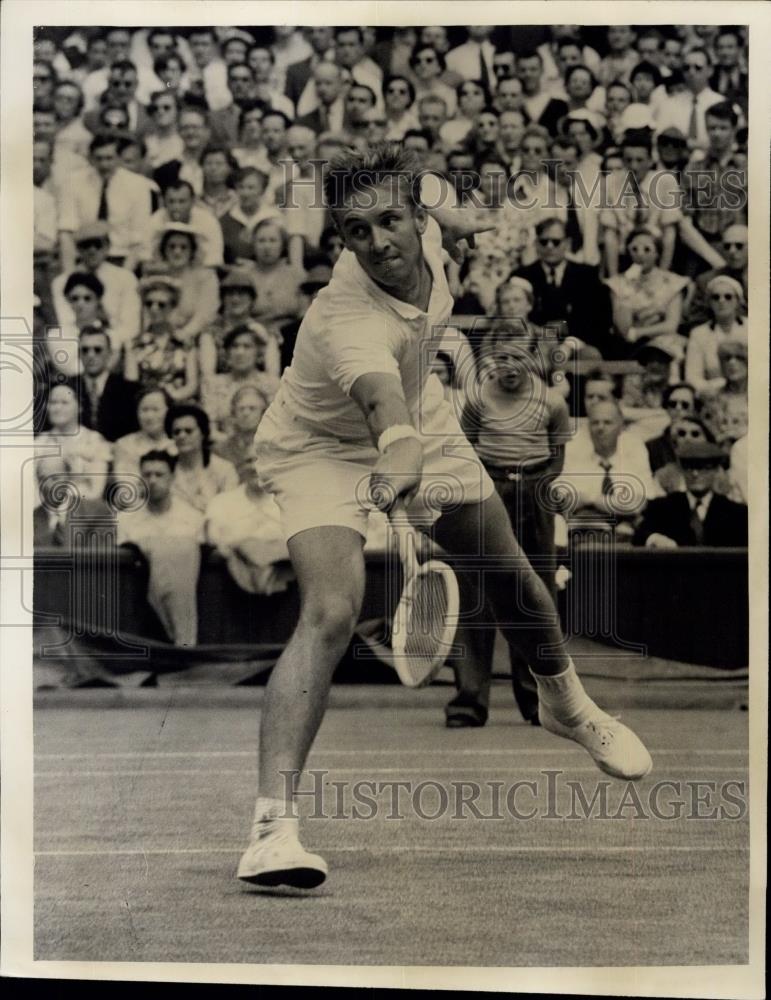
(377, 424, 419, 454)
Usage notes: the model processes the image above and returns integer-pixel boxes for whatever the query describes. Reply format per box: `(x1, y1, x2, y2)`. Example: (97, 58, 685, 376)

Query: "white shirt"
(257, 216, 453, 448)
(205, 484, 287, 551)
(685, 318, 749, 395)
(52, 261, 141, 353)
(55, 117, 93, 159)
(118, 496, 203, 545)
(143, 204, 224, 267)
(58, 166, 154, 259)
(446, 39, 496, 86)
(34, 185, 59, 252)
(600, 168, 682, 242)
(555, 429, 660, 514)
(656, 88, 726, 151)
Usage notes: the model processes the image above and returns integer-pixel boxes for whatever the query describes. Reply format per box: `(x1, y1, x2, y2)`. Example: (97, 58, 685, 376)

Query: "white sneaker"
(237, 816, 328, 889)
(539, 705, 653, 780)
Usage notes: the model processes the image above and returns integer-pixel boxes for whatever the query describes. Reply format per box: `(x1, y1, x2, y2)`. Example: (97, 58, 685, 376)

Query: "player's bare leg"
(238, 525, 366, 889)
(433, 493, 652, 780)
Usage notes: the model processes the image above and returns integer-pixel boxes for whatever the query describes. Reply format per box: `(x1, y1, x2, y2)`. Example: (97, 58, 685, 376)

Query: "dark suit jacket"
(296, 108, 328, 134)
(285, 57, 314, 106)
(633, 491, 748, 547)
(532, 98, 569, 136)
(513, 260, 613, 354)
(71, 373, 138, 442)
(710, 69, 748, 113)
(646, 432, 677, 474)
(34, 500, 116, 549)
(84, 101, 153, 138)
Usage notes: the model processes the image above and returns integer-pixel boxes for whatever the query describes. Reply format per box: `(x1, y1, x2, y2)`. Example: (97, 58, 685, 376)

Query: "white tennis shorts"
(255, 387, 495, 542)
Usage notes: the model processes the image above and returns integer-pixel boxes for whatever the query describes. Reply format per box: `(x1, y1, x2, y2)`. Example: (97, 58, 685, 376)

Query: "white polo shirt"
(259, 216, 453, 447)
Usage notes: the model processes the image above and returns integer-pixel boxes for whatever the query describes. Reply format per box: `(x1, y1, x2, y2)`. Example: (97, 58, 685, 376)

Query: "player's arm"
(419, 174, 500, 263)
(350, 372, 423, 510)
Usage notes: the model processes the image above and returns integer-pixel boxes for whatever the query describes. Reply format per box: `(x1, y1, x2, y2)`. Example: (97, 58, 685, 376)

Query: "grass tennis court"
(34, 678, 749, 968)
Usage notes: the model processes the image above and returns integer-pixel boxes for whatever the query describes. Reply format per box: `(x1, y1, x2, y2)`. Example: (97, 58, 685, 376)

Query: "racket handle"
(389, 499, 416, 574)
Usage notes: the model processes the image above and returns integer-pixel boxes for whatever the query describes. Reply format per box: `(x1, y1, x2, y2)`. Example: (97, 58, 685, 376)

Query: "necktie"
(546, 264, 557, 286)
(600, 460, 613, 497)
(86, 378, 100, 427)
(52, 511, 68, 547)
(565, 188, 583, 252)
(689, 498, 705, 543)
(687, 94, 699, 141)
(319, 104, 329, 132)
(97, 176, 110, 220)
(478, 45, 493, 93)
(633, 185, 647, 226)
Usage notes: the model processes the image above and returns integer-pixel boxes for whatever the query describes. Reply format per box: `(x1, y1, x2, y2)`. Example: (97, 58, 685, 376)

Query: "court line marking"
(34, 845, 750, 857)
(34, 749, 749, 759)
(34, 766, 748, 777)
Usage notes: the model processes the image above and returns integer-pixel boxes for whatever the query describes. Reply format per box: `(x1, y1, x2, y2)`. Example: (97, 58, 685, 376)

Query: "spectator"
(645, 382, 698, 473)
(213, 384, 269, 480)
(36, 382, 112, 501)
(498, 108, 527, 170)
(199, 269, 267, 376)
(81, 28, 133, 110)
(34, 455, 115, 548)
(416, 95, 450, 150)
(514, 217, 612, 355)
(83, 59, 152, 136)
(208, 63, 255, 144)
(165, 403, 239, 514)
(333, 27, 383, 101)
(382, 75, 418, 140)
(493, 75, 526, 115)
(699, 340, 749, 449)
(517, 50, 568, 135)
(117, 449, 203, 646)
(686, 223, 748, 328)
(297, 62, 347, 134)
(562, 64, 606, 117)
(605, 227, 690, 350)
(52, 221, 142, 357)
(49, 271, 108, 376)
(231, 103, 270, 170)
(205, 457, 293, 595)
(141, 179, 224, 269)
(220, 167, 281, 264)
(246, 219, 305, 338)
(113, 388, 176, 480)
(661, 35, 684, 75)
(284, 27, 336, 116)
(597, 26, 639, 87)
(630, 60, 666, 114)
(620, 337, 685, 440)
(555, 398, 658, 532)
(186, 27, 230, 112)
(51, 80, 92, 159)
(710, 28, 748, 115)
(654, 125, 691, 176)
(729, 433, 748, 505)
(201, 324, 278, 439)
(656, 46, 726, 151)
(221, 34, 250, 68)
(649, 414, 720, 496)
(200, 145, 238, 218)
(633, 441, 747, 547)
(58, 132, 154, 271)
(243, 47, 295, 119)
(71, 325, 138, 441)
(151, 223, 219, 343)
(153, 52, 188, 99)
(685, 275, 748, 395)
(409, 45, 457, 117)
(682, 101, 747, 248)
(125, 277, 198, 401)
(442, 80, 490, 147)
(549, 135, 601, 266)
(154, 106, 211, 196)
(281, 125, 327, 264)
(603, 81, 634, 144)
(537, 26, 601, 95)
(269, 26, 314, 94)
(33, 59, 58, 106)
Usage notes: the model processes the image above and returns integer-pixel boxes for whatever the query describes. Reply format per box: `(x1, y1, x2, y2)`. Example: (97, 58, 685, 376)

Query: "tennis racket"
(387, 501, 460, 688)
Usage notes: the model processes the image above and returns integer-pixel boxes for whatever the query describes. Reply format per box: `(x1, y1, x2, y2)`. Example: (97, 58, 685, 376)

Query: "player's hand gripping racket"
(387, 500, 460, 688)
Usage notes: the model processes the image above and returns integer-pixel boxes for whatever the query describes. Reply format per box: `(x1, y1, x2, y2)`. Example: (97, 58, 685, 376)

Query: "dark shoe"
(445, 695, 488, 728)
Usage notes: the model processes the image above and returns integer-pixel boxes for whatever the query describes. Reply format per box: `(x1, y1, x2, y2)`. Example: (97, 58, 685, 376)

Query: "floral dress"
(130, 331, 191, 395)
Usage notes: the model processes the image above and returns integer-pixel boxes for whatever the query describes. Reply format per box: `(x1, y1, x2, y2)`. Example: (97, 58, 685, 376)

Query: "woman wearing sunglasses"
(124, 276, 197, 402)
(383, 75, 418, 140)
(605, 227, 691, 353)
(48, 272, 110, 376)
(409, 45, 457, 117)
(145, 90, 183, 169)
(685, 275, 748, 395)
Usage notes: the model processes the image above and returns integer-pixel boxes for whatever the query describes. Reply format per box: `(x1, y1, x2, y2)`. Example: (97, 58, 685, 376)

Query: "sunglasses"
(230, 74, 252, 82)
(674, 428, 704, 440)
(522, 145, 546, 154)
(710, 292, 736, 301)
(722, 242, 746, 250)
(145, 298, 172, 308)
(80, 345, 105, 354)
(171, 425, 198, 436)
(77, 239, 106, 250)
(34, 74, 52, 82)
(367, 119, 387, 127)
(684, 62, 707, 71)
(151, 103, 175, 113)
(666, 399, 693, 410)
(68, 294, 96, 303)
(110, 79, 136, 88)
(538, 237, 564, 247)
(415, 55, 437, 64)
(493, 64, 511, 74)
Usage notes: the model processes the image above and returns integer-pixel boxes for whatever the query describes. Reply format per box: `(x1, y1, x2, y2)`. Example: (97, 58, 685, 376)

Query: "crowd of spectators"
(32, 23, 750, 647)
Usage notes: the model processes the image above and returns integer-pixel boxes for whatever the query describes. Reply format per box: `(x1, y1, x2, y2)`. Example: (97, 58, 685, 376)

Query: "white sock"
(532, 660, 600, 727)
(253, 796, 297, 823)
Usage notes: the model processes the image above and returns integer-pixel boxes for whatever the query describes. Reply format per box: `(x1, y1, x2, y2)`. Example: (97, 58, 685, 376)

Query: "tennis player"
(238, 144, 652, 889)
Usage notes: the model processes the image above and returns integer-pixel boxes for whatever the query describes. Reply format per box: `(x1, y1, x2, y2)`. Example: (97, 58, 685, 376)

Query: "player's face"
(337, 182, 427, 293)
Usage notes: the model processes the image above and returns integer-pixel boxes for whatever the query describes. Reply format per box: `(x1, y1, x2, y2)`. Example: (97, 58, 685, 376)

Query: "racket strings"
(401, 570, 451, 664)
